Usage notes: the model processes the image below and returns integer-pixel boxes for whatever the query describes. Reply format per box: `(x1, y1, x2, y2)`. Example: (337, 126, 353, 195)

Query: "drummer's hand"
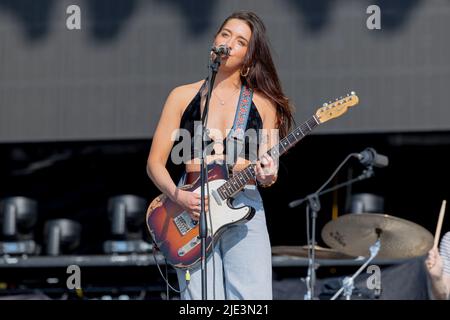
(425, 247, 444, 279)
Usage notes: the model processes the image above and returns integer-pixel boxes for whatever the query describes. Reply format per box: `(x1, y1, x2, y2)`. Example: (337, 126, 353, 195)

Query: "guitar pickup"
(211, 189, 222, 206)
(173, 212, 197, 236)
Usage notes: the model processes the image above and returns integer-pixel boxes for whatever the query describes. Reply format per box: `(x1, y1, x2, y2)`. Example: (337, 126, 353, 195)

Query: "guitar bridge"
(178, 236, 201, 257)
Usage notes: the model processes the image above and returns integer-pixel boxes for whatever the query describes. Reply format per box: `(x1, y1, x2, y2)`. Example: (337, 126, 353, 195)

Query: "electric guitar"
(146, 92, 359, 268)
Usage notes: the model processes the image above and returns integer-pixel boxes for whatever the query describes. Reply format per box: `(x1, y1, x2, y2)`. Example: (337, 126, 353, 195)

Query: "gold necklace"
(213, 87, 240, 106)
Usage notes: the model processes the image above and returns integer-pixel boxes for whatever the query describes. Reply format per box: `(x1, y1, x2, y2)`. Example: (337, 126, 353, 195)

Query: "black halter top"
(176, 84, 263, 164)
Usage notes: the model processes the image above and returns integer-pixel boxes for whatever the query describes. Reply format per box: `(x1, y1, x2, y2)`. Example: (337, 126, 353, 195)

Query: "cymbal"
(271, 245, 355, 260)
(321, 213, 433, 259)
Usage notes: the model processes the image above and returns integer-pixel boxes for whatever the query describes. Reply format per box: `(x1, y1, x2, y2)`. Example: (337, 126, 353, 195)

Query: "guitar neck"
(217, 115, 320, 200)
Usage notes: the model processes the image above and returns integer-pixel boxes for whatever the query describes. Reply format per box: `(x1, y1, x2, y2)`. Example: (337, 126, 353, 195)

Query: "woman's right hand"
(175, 189, 209, 221)
(425, 247, 444, 279)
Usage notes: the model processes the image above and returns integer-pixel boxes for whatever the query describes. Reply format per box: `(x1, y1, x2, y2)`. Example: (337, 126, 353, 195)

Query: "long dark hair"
(216, 11, 294, 138)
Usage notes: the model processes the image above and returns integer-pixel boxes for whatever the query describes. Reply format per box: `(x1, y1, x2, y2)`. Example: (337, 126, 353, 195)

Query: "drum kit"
(272, 244, 355, 260)
(272, 212, 434, 260)
(272, 212, 435, 300)
(277, 150, 445, 300)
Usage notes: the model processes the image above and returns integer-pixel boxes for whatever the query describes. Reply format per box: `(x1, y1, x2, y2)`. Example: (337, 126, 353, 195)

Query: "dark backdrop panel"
(0, 0, 449, 142)
(1, 132, 450, 253)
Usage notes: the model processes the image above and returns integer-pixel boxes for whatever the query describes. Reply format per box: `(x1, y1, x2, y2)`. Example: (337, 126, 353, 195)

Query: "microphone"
(356, 148, 389, 168)
(211, 45, 230, 57)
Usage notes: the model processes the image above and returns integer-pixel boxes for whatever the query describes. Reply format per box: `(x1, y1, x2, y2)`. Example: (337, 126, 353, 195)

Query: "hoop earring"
(240, 66, 250, 77)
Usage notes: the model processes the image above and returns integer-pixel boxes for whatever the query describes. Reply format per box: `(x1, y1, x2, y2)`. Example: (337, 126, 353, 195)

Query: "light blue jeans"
(176, 186, 273, 300)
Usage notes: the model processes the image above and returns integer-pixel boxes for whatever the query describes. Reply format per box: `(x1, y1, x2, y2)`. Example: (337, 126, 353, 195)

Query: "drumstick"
(434, 200, 446, 249)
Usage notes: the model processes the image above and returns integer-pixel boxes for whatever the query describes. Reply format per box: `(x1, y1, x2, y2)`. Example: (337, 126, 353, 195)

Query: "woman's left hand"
(255, 154, 277, 185)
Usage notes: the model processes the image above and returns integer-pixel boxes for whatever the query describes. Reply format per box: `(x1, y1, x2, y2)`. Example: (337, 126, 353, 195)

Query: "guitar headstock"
(315, 92, 359, 124)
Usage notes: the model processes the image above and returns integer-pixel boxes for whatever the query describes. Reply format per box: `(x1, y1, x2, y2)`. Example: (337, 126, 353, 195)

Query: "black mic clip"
(360, 166, 375, 180)
(211, 45, 230, 57)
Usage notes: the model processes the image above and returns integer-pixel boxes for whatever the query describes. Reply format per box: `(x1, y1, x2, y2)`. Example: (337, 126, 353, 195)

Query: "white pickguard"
(192, 179, 252, 236)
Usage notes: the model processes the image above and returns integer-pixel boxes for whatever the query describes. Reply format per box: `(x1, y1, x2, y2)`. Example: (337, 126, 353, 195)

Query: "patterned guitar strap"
(225, 84, 254, 174)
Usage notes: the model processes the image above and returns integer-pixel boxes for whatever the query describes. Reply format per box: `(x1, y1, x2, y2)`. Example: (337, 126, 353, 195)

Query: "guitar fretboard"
(217, 115, 320, 200)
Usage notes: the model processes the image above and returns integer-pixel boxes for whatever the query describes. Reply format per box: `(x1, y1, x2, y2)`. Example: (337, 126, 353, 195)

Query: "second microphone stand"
(289, 154, 375, 300)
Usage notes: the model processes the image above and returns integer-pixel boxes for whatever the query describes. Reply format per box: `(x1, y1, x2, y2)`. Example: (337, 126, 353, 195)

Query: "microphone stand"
(331, 237, 381, 300)
(289, 154, 375, 300)
(198, 52, 223, 300)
